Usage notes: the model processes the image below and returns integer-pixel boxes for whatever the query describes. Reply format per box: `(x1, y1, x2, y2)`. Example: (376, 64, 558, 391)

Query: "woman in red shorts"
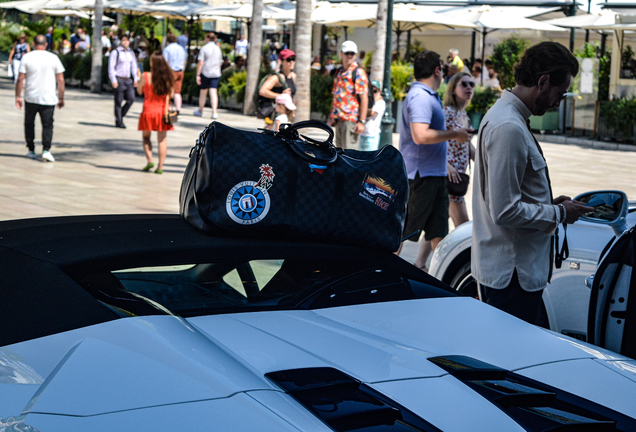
(137, 52, 175, 174)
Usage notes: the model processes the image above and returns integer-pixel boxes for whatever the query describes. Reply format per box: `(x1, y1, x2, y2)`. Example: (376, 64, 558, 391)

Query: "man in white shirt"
(472, 42, 593, 325)
(101, 29, 112, 56)
(163, 33, 187, 112)
(194, 32, 223, 119)
(234, 34, 248, 57)
(15, 34, 65, 162)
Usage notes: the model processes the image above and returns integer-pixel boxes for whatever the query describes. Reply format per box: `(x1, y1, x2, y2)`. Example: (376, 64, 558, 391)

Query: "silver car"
(430, 190, 636, 347)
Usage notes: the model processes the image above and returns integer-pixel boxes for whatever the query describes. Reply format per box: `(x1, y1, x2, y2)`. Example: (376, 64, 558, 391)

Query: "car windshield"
(76, 258, 452, 318)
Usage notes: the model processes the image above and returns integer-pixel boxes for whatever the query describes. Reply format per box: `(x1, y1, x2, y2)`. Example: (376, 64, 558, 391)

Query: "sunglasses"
(344, 52, 356, 56)
(284, 57, 296, 62)
(460, 81, 475, 89)
(372, 88, 380, 93)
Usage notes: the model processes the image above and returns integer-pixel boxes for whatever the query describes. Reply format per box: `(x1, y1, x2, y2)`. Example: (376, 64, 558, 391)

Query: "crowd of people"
(10, 26, 597, 328)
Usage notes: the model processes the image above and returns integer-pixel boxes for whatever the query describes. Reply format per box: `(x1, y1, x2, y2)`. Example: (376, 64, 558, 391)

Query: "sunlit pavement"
(2, 75, 636, 266)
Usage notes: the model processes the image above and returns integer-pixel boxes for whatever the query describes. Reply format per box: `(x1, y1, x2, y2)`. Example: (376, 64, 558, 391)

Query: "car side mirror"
(573, 190, 628, 236)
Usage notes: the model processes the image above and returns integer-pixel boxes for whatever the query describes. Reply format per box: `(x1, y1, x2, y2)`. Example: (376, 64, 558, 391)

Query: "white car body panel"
(372, 376, 526, 431)
(26, 394, 304, 432)
(518, 358, 636, 418)
(4, 298, 636, 431)
(429, 210, 636, 339)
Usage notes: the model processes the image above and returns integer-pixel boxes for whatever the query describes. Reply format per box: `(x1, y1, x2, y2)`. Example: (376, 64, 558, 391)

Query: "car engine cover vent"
(266, 367, 442, 432)
(430, 355, 634, 432)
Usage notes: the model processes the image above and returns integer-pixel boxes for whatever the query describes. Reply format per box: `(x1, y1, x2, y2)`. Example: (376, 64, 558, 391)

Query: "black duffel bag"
(179, 121, 409, 251)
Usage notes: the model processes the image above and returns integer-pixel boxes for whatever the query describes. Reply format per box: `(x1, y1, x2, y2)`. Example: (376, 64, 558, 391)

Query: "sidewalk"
(2, 75, 636, 265)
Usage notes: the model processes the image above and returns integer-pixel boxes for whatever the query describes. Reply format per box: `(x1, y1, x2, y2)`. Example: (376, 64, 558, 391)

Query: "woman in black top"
(258, 48, 296, 128)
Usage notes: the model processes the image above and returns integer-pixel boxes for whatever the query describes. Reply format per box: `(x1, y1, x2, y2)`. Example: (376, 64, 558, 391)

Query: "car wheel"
(449, 262, 483, 301)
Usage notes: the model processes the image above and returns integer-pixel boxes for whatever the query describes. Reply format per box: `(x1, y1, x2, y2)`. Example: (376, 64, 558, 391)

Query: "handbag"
(179, 121, 409, 252)
(7, 63, 13, 78)
(446, 172, 470, 197)
(163, 95, 178, 125)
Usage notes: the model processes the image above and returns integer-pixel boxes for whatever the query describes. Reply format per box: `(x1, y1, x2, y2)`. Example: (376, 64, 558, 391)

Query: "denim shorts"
(359, 135, 380, 151)
(200, 74, 220, 90)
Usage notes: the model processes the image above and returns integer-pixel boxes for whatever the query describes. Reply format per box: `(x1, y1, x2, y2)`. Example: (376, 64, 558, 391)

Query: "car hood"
(2, 298, 634, 429)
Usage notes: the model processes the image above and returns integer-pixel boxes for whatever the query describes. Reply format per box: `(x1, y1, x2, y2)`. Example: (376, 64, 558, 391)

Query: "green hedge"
(598, 97, 636, 140)
(58, 53, 110, 88)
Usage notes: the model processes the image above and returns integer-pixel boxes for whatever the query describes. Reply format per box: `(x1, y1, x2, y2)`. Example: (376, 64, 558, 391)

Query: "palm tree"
(293, 0, 312, 121)
(90, 0, 103, 93)
(243, 0, 263, 116)
(371, 0, 387, 84)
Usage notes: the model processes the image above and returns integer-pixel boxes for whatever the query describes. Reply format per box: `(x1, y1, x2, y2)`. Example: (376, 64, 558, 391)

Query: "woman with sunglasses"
(443, 72, 476, 228)
(258, 49, 297, 129)
(8, 33, 30, 84)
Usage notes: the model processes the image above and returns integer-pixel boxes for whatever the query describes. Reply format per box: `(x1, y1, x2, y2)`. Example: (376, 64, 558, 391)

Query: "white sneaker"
(26, 151, 36, 159)
(193, 109, 202, 117)
(211, 113, 218, 119)
(41, 151, 55, 162)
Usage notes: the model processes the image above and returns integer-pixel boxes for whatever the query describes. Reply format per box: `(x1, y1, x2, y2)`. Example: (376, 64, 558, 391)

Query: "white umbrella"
(133, 0, 208, 20)
(315, 3, 477, 31)
(440, 5, 566, 32)
(102, 0, 154, 16)
(193, 1, 295, 21)
(0, 0, 52, 13)
(544, 10, 621, 29)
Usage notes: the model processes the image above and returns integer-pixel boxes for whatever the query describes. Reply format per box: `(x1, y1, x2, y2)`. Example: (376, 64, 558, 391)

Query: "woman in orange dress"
(137, 52, 175, 174)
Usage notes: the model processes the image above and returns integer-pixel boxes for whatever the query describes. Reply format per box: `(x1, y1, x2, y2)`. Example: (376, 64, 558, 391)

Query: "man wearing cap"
(327, 40, 369, 149)
(359, 80, 385, 151)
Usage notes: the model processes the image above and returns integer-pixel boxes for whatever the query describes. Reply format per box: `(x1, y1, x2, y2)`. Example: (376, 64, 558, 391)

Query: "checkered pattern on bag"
(180, 122, 409, 251)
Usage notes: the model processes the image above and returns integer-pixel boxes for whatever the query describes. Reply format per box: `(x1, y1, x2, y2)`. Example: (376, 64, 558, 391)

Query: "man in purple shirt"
(108, 35, 138, 128)
(399, 51, 472, 271)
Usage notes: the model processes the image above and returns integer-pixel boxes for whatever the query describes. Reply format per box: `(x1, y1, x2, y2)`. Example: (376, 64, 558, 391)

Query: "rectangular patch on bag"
(359, 173, 398, 211)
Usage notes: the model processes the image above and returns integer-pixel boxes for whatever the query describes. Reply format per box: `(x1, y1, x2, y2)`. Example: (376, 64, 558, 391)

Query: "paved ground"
(2, 74, 636, 265)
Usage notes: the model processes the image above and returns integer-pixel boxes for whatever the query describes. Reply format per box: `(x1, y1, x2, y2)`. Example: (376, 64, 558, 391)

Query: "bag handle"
(277, 121, 338, 165)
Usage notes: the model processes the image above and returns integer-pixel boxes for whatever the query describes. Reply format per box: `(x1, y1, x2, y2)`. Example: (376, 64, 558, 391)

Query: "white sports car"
(430, 190, 636, 349)
(1, 213, 636, 431)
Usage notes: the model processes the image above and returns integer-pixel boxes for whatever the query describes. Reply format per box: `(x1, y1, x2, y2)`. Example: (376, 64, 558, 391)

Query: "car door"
(587, 225, 636, 358)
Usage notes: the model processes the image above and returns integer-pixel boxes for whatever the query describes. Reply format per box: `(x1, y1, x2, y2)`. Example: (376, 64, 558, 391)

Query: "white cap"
(340, 40, 358, 54)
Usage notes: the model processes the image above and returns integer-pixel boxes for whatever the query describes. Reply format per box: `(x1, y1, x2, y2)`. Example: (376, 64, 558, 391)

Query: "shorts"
(403, 174, 449, 242)
(359, 135, 380, 151)
(200, 74, 220, 90)
(172, 70, 184, 94)
(334, 119, 359, 150)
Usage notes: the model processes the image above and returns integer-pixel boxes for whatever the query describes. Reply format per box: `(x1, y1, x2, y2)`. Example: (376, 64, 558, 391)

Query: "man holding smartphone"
(399, 51, 473, 271)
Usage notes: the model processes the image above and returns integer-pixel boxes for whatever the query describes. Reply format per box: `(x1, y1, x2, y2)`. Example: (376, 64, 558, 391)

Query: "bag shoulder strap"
(276, 72, 288, 89)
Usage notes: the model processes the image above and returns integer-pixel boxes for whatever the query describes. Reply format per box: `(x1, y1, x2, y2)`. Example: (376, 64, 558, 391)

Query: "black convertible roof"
(0, 214, 446, 347)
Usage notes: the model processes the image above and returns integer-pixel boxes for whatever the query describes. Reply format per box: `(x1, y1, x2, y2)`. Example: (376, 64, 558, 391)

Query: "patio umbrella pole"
(379, 0, 395, 148)
(481, 29, 487, 86)
(405, 29, 411, 60)
(470, 30, 476, 67)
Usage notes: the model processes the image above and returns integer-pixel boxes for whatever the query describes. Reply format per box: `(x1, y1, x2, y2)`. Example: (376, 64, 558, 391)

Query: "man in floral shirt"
(327, 40, 369, 149)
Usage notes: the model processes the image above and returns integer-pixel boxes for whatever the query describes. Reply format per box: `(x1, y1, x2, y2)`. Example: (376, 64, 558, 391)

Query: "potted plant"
(621, 45, 634, 78)
(466, 86, 500, 130)
(218, 70, 246, 111)
(598, 96, 636, 142)
(491, 35, 529, 90)
(390, 61, 413, 133)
